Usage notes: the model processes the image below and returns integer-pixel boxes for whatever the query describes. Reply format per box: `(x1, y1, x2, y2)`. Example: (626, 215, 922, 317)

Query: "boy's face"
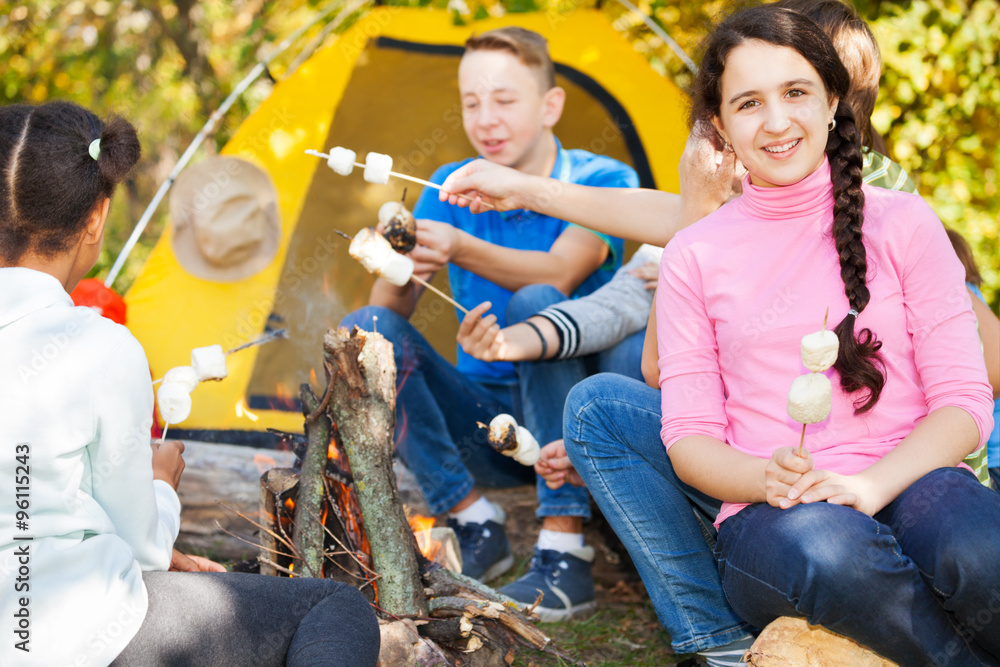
(458, 50, 563, 171)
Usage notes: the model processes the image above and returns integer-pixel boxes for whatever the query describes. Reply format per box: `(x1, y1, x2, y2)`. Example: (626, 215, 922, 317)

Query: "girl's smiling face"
(712, 39, 839, 188)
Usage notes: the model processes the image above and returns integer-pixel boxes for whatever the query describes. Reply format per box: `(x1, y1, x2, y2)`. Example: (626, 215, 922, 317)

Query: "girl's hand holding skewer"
(783, 468, 888, 517)
(438, 159, 535, 213)
(765, 446, 813, 509)
(457, 301, 507, 362)
(151, 439, 186, 491)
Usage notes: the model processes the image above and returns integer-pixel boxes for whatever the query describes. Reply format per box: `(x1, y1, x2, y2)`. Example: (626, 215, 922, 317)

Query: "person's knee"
(506, 284, 566, 323)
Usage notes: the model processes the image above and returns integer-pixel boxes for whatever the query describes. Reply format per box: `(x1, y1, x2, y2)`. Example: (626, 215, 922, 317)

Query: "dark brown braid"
(827, 102, 884, 412)
(690, 5, 886, 413)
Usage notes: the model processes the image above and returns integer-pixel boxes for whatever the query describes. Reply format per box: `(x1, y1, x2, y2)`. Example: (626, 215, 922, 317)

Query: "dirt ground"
(478, 486, 689, 666)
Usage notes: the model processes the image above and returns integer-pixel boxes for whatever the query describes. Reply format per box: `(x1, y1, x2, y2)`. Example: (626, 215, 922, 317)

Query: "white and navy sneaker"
(447, 504, 513, 582)
(499, 546, 596, 622)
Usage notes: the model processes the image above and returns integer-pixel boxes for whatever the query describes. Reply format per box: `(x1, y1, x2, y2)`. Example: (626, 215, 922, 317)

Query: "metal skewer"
(305, 150, 494, 209)
(227, 328, 289, 355)
(334, 230, 469, 314)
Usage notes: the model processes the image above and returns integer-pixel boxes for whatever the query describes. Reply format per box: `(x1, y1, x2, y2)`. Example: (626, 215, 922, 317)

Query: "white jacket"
(0, 268, 180, 667)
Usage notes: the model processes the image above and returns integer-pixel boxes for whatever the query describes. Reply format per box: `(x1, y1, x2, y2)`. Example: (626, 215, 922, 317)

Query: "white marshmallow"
(512, 426, 540, 466)
(787, 373, 832, 424)
(378, 201, 406, 227)
(157, 382, 192, 424)
(379, 252, 414, 287)
(191, 344, 228, 382)
(163, 366, 199, 393)
(326, 147, 356, 176)
(348, 227, 413, 286)
(364, 152, 393, 184)
(349, 227, 394, 274)
(801, 330, 839, 372)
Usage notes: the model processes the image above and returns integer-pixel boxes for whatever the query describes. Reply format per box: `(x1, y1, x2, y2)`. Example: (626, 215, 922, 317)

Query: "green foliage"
(2, 0, 996, 308)
(868, 0, 999, 308)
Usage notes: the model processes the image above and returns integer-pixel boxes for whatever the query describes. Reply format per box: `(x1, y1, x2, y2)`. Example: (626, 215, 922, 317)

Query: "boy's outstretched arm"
(412, 222, 609, 295)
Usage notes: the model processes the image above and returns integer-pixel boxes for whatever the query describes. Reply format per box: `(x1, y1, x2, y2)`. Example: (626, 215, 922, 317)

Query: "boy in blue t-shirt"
(341, 27, 636, 603)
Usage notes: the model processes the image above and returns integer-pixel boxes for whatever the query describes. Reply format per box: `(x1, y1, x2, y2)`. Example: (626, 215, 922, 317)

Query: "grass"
(494, 556, 693, 666)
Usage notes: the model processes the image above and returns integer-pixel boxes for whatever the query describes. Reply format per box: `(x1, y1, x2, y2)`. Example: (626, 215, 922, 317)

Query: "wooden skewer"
(306, 150, 494, 209)
(822, 306, 829, 331)
(410, 275, 469, 315)
(334, 230, 469, 315)
(796, 423, 807, 457)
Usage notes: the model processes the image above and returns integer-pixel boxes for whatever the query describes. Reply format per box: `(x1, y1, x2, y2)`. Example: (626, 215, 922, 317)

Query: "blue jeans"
(341, 306, 533, 515)
(716, 467, 1000, 666)
(563, 373, 753, 653)
(508, 284, 646, 520)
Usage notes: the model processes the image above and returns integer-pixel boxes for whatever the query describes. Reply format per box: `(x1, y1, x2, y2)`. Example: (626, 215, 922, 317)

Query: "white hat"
(170, 156, 281, 283)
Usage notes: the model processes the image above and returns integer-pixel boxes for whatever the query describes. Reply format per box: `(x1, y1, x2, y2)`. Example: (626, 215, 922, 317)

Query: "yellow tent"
(125, 6, 690, 444)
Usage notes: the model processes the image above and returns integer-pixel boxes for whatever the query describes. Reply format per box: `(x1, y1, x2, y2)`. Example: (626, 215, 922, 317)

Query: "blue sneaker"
(498, 547, 596, 621)
(447, 504, 513, 582)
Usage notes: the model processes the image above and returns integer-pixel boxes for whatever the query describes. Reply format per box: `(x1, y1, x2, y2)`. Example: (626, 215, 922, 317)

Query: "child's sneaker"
(499, 546, 596, 621)
(447, 504, 513, 582)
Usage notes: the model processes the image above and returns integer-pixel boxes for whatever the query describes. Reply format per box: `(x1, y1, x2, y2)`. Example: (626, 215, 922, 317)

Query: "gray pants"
(112, 572, 380, 666)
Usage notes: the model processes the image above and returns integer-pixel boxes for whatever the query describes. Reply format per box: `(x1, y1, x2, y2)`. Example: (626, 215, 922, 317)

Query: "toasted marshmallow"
(487, 414, 540, 466)
(163, 366, 199, 393)
(364, 152, 393, 184)
(787, 373, 832, 424)
(512, 426, 540, 466)
(349, 227, 413, 286)
(327, 146, 357, 176)
(191, 344, 228, 382)
(801, 330, 839, 372)
(157, 382, 192, 424)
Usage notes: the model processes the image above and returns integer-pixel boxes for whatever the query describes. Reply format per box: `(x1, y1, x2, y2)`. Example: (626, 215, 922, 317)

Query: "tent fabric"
(124, 7, 690, 444)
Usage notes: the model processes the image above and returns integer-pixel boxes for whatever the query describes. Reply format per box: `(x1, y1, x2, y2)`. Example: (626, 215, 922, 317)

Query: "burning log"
(252, 326, 581, 665)
(324, 327, 427, 617)
(293, 378, 335, 577)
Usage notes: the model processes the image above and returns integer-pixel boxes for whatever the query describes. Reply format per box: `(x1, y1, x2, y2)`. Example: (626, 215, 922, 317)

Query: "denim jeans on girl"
(716, 467, 1000, 666)
(507, 284, 646, 521)
(563, 373, 754, 653)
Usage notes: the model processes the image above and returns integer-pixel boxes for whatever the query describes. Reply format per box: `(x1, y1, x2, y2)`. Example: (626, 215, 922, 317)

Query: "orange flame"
(284, 497, 295, 512)
(327, 441, 341, 461)
(235, 397, 259, 422)
(310, 368, 318, 386)
(408, 514, 439, 560)
(253, 453, 276, 473)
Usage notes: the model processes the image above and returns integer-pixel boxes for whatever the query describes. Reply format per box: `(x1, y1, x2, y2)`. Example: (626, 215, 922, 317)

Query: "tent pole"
(104, 0, 372, 289)
(610, 0, 698, 75)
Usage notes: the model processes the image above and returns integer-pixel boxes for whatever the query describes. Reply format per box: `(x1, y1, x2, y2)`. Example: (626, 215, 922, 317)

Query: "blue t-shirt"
(969, 284, 1000, 468)
(413, 139, 636, 382)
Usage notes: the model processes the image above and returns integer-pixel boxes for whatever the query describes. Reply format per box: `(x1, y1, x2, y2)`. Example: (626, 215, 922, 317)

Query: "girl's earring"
(828, 119, 837, 132)
(724, 141, 732, 152)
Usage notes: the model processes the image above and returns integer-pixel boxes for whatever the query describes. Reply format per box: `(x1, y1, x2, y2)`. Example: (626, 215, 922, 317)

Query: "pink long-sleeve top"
(657, 159, 994, 526)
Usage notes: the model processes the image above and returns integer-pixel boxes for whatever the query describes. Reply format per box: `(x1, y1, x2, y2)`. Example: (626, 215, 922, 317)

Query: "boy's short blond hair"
(464, 27, 557, 91)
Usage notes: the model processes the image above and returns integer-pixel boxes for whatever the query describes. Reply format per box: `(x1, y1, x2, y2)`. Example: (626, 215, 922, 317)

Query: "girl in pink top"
(658, 6, 1000, 664)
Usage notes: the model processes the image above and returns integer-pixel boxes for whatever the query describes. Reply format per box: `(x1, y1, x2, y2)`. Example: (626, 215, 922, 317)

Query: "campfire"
(247, 327, 570, 666)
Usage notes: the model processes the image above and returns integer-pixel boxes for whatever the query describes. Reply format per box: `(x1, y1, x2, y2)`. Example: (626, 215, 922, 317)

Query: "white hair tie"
(88, 138, 101, 161)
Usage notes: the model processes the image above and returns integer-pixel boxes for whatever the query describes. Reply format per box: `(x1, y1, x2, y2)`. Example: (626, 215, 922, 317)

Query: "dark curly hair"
(0, 101, 140, 265)
(691, 5, 885, 413)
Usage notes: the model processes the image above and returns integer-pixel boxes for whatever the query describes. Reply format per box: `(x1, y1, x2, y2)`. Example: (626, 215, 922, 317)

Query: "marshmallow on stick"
(191, 344, 229, 382)
(163, 366, 199, 393)
(364, 152, 393, 184)
(483, 414, 540, 466)
(349, 227, 415, 287)
(788, 309, 838, 453)
(157, 382, 193, 424)
(378, 197, 417, 253)
(327, 147, 357, 176)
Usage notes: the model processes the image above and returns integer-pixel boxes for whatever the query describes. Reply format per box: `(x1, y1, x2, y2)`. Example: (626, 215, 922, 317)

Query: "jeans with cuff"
(507, 284, 646, 520)
(563, 373, 754, 653)
(716, 467, 1000, 666)
(341, 306, 533, 515)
